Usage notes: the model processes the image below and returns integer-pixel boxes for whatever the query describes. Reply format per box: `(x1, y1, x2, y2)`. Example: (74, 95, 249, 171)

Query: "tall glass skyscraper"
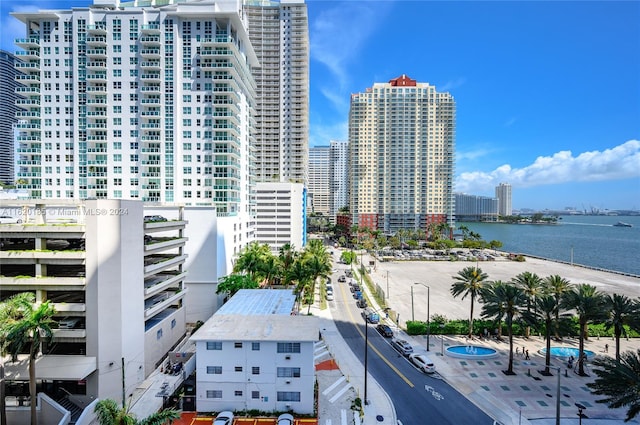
(0, 50, 21, 185)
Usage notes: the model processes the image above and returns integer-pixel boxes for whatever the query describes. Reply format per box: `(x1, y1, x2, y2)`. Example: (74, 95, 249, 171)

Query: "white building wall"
(255, 182, 304, 251)
(143, 309, 186, 372)
(195, 339, 315, 414)
(84, 199, 146, 401)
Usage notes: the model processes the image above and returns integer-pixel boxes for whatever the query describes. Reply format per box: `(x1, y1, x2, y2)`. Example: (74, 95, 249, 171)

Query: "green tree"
(603, 294, 640, 362)
(278, 243, 298, 285)
(512, 272, 543, 338)
(216, 274, 258, 296)
(287, 259, 312, 311)
(480, 281, 526, 374)
(233, 242, 272, 282)
(302, 246, 332, 314)
(562, 283, 608, 376)
(0, 293, 56, 425)
(544, 275, 573, 340)
(94, 398, 179, 425)
(450, 266, 489, 338)
(488, 240, 503, 252)
(587, 349, 640, 422)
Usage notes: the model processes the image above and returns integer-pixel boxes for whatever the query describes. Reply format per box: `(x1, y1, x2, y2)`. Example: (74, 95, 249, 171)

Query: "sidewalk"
(310, 294, 397, 425)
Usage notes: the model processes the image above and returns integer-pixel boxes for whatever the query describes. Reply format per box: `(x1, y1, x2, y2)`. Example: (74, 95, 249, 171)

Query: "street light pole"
(555, 367, 561, 425)
(386, 270, 389, 300)
(411, 285, 415, 321)
(414, 283, 430, 351)
(364, 316, 369, 405)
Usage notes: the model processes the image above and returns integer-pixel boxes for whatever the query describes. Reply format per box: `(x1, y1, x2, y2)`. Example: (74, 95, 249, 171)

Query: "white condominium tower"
(12, 0, 258, 217)
(329, 140, 348, 222)
(1, 50, 21, 185)
(308, 145, 330, 216)
(348, 75, 455, 235)
(244, 0, 309, 185)
(495, 182, 512, 216)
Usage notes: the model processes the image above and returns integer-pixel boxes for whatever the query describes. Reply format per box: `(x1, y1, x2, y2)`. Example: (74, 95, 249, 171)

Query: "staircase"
(54, 395, 84, 425)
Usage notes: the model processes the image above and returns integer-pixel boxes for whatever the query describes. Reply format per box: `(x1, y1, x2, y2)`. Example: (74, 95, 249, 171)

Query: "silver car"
(277, 413, 294, 425)
(391, 338, 414, 356)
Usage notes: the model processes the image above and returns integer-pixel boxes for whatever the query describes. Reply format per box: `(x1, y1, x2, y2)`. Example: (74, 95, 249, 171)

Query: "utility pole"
(122, 357, 126, 408)
(386, 270, 389, 299)
(411, 286, 414, 321)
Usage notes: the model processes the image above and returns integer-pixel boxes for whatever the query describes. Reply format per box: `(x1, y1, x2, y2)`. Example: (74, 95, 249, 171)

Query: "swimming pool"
(539, 347, 595, 358)
(446, 345, 499, 359)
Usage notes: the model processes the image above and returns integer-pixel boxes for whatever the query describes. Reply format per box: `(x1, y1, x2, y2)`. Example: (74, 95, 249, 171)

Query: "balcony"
(86, 61, 107, 70)
(143, 254, 187, 277)
(85, 36, 107, 46)
(15, 86, 40, 95)
(15, 111, 40, 118)
(87, 85, 107, 94)
(14, 62, 40, 71)
(86, 48, 107, 58)
(86, 24, 107, 35)
(14, 38, 39, 47)
(15, 50, 39, 59)
(15, 74, 39, 83)
(140, 35, 160, 45)
(140, 48, 160, 58)
(141, 23, 161, 34)
(144, 289, 186, 319)
(140, 60, 161, 69)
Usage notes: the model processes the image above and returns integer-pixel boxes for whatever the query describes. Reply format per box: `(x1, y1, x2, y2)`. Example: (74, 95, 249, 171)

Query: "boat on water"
(613, 221, 633, 227)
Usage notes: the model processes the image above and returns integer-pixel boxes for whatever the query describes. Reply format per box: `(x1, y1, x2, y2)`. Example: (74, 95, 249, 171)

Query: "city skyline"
(2, 0, 639, 210)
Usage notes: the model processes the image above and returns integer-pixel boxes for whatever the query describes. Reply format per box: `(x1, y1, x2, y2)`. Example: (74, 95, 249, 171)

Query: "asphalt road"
(330, 267, 495, 425)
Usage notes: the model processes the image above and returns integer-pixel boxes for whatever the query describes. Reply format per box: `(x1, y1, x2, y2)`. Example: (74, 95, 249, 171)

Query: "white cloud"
(438, 77, 467, 93)
(455, 140, 640, 193)
(309, 2, 389, 110)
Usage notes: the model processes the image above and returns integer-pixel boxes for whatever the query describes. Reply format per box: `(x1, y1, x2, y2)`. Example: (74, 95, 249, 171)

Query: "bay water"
(462, 215, 640, 277)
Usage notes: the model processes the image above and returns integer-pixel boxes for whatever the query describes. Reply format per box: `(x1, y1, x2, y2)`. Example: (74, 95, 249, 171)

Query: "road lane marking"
(329, 383, 352, 403)
(339, 282, 414, 388)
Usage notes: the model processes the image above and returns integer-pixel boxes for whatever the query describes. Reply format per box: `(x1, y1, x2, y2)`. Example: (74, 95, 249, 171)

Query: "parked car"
(362, 307, 380, 324)
(376, 324, 393, 338)
(58, 317, 82, 329)
(391, 338, 414, 356)
(356, 298, 367, 308)
(277, 413, 294, 425)
(213, 411, 234, 425)
(338, 275, 346, 283)
(144, 215, 167, 223)
(326, 292, 334, 301)
(0, 216, 22, 224)
(409, 353, 436, 373)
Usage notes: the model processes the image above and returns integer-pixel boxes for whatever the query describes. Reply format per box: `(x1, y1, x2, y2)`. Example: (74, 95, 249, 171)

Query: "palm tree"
(480, 281, 526, 375)
(0, 293, 56, 425)
(544, 275, 573, 340)
(287, 259, 311, 311)
(234, 242, 271, 282)
(278, 243, 298, 285)
(562, 283, 607, 376)
(523, 295, 571, 376)
(215, 274, 258, 297)
(302, 249, 332, 314)
(94, 398, 179, 425)
(603, 294, 640, 361)
(450, 266, 489, 338)
(258, 255, 282, 287)
(512, 272, 543, 338)
(587, 349, 640, 422)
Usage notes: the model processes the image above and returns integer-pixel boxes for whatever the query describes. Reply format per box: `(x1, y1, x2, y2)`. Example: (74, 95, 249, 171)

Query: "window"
(277, 392, 300, 402)
(156, 329, 163, 339)
(171, 319, 176, 329)
(206, 366, 222, 374)
(206, 341, 222, 350)
(251, 367, 260, 375)
(277, 367, 301, 378)
(251, 391, 260, 399)
(277, 343, 301, 353)
(234, 366, 242, 372)
(234, 391, 243, 397)
(206, 390, 222, 399)
(252, 342, 260, 351)
(234, 342, 242, 348)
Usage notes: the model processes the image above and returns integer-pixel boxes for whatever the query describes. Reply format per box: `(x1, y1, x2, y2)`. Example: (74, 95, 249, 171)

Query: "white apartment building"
(0, 50, 21, 185)
(308, 145, 330, 216)
(190, 289, 318, 414)
(11, 0, 257, 221)
(454, 193, 498, 222)
(348, 75, 456, 234)
(0, 199, 187, 407)
(495, 182, 513, 216)
(255, 181, 306, 251)
(245, 0, 309, 185)
(329, 140, 348, 222)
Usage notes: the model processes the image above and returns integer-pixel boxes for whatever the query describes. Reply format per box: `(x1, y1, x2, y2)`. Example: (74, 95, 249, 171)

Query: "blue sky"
(2, 0, 639, 211)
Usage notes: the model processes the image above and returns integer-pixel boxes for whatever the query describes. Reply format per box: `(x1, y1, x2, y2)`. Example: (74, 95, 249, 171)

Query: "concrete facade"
(348, 74, 456, 234)
(190, 289, 318, 414)
(495, 182, 513, 216)
(0, 199, 187, 404)
(255, 182, 306, 251)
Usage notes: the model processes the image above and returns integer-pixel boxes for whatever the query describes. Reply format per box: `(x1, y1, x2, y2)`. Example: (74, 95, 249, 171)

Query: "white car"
(0, 216, 22, 224)
(326, 292, 334, 301)
(213, 411, 234, 425)
(277, 413, 294, 425)
(409, 353, 436, 373)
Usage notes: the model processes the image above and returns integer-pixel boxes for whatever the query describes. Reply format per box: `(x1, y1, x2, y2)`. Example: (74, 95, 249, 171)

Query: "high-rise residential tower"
(348, 75, 455, 235)
(0, 50, 21, 185)
(12, 0, 258, 220)
(495, 182, 512, 216)
(308, 145, 330, 215)
(329, 140, 348, 222)
(244, 0, 309, 185)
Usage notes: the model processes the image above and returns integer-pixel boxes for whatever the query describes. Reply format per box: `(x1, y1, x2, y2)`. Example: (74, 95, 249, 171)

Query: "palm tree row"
(218, 240, 332, 312)
(450, 267, 640, 376)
